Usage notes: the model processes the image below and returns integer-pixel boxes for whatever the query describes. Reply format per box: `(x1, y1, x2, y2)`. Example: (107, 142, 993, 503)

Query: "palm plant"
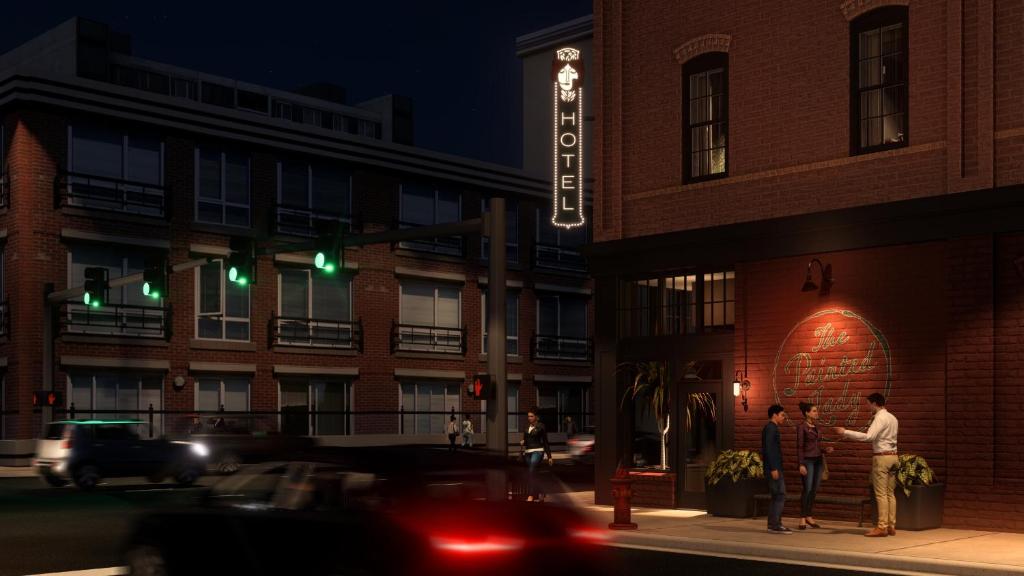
(620, 361, 672, 470)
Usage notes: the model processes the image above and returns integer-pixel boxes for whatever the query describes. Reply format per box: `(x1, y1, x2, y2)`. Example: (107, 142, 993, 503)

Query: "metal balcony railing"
(273, 203, 355, 237)
(391, 321, 466, 355)
(60, 302, 171, 340)
(395, 220, 463, 257)
(55, 171, 167, 218)
(531, 332, 593, 362)
(534, 242, 586, 272)
(271, 314, 363, 350)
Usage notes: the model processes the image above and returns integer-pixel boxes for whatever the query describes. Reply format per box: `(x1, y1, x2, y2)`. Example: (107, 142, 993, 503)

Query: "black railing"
(274, 203, 355, 237)
(0, 299, 8, 337)
(271, 314, 362, 350)
(531, 333, 593, 362)
(534, 242, 586, 272)
(395, 220, 463, 256)
(391, 321, 466, 355)
(55, 171, 168, 218)
(60, 302, 171, 339)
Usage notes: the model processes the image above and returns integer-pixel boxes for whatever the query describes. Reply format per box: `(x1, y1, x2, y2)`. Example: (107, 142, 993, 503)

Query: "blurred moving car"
(567, 427, 596, 464)
(34, 420, 208, 489)
(122, 448, 617, 576)
(188, 416, 315, 474)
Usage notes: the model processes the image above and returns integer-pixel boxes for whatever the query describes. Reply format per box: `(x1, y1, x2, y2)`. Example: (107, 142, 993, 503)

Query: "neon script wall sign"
(770, 309, 892, 437)
(551, 47, 584, 229)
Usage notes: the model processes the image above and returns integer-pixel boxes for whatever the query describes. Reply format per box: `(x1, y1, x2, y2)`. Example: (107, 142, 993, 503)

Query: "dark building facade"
(590, 0, 1024, 531)
(0, 18, 594, 460)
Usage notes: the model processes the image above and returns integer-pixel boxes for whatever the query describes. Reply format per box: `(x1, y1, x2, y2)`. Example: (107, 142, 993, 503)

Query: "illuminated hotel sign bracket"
(552, 47, 585, 229)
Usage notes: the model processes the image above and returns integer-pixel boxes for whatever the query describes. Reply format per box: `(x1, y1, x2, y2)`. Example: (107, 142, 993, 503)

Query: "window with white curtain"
(196, 260, 250, 341)
(400, 381, 461, 435)
(398, 281, 461, 353)
(279, 378, 351, 435)
(196, 376, 250, 412)
(278, 269, 353, 346)
(196, 148, 251, 227)
(70, 373, 164, 434)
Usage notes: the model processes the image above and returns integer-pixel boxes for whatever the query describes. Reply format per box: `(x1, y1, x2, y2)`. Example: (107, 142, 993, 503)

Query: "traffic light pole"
(41, 284, 54, 436)
(485, 198, 508, 459)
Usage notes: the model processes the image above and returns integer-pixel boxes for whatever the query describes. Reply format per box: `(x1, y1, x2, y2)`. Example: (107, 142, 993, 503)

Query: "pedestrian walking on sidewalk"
(446, 415, 459, 453)
(461, 414, 474, 448)
(797, 401, 834, 530)
(520, 407, 552, 502)
(762, 404, 791, 534)
(835, 392, 899, 537)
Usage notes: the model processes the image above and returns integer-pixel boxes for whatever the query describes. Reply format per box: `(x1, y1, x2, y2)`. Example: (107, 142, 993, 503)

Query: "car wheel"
(41, 474, 69, 488)
(73, 465, 100, 490)
(216, 452, 241, 475)
(174, 465, 202, 486)
(126, 545, 167, 576)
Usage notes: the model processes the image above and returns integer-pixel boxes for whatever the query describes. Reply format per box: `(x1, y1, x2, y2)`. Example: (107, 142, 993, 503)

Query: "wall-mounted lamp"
(732, 371, 751, 412)
(801, 258, 834, 296)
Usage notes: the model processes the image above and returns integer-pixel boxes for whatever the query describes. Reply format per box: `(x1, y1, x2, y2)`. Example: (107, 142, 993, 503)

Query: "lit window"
(851, 6, 908, 153)
(683, 52, 728, 181)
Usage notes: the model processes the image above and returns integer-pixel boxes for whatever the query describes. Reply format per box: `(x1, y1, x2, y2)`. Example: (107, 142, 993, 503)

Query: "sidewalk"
(553, 490, 1024, 576)
(0, 466, 38, 478)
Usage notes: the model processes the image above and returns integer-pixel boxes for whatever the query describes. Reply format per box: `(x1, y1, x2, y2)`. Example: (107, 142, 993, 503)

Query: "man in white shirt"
(836, 393, 899, 537)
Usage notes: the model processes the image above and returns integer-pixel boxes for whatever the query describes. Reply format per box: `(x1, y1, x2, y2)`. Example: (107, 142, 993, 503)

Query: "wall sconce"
(732, 371, 751, 412)
(801, 258, 834, 296)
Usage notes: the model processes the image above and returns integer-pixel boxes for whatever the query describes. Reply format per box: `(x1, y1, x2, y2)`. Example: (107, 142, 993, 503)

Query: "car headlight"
(190, 442, 209, 458)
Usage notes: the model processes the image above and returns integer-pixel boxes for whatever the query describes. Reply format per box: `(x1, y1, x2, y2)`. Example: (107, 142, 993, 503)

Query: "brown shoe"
(887, 526, 896, 536)
(864, 528, 888, 537)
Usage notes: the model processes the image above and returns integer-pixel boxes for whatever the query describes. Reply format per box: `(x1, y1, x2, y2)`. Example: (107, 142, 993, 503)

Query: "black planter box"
(871, 483, 945, 530)
(705, 477, 764, 518)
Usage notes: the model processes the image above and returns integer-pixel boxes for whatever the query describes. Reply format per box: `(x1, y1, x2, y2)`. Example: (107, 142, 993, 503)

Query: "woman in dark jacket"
(797, 401, 834, 529)
(520, 407, 552, 502)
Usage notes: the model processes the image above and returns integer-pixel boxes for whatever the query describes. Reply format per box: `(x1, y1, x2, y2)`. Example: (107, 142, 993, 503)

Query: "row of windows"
(55, 374, 589, 438)
(65, 244, 589, 354)
(64, 123, 587, 264)
(618, 271, 736, 337)
(683, 6, 908, 182)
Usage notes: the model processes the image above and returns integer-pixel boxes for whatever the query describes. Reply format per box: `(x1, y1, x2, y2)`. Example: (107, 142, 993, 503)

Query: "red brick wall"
(594, 1, 1024, 243)
(2, 105, 593, 439)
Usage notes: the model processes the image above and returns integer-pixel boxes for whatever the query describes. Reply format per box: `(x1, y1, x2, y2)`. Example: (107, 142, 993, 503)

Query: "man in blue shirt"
(762, 404, 791, 534)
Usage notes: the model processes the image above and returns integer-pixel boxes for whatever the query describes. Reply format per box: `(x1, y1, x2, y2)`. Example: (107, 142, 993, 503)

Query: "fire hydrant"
(609, 465, 638, 530)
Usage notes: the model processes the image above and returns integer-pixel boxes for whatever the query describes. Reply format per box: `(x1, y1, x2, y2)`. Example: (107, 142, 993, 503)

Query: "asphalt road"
(0, 466, 887, 576)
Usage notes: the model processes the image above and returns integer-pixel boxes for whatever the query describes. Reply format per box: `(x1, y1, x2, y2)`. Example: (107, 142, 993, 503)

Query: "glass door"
(676, 361, 723, 509)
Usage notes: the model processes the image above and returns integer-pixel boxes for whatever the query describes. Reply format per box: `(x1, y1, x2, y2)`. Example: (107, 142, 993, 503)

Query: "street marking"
(23, 568, 128, 576)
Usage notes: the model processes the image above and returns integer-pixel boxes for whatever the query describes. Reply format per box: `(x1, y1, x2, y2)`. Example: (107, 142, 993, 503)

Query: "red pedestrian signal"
(33, 391, 62, 407)
(468, 374, 491, 400)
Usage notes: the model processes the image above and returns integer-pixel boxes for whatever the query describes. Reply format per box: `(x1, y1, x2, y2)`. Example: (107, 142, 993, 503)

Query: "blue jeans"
(767, 473, 786, 528)
(801, 457, 824, 517)
(526, 451, 544, 498)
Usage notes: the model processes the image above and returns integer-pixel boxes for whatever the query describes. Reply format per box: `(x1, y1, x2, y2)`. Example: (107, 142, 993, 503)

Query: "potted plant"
(704, 449, 766, 517)
(894, 454, 944, 530)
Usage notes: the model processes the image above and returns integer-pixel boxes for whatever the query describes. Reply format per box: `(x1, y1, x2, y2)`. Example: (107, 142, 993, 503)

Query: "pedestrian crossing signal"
(32, 391, 61, 407)
(467, 374, 491, 400)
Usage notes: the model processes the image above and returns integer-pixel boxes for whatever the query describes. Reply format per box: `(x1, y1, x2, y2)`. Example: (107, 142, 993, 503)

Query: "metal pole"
(485, 198, 508, 459)
(41, 283, 54, 435)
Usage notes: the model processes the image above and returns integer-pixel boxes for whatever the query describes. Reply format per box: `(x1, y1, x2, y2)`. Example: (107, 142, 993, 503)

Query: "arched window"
(683, 52, 728, 182)
(851, 6, 908, 154)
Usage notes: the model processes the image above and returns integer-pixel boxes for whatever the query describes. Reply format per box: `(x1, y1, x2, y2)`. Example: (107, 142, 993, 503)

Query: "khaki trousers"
(872, 454, 898, 529)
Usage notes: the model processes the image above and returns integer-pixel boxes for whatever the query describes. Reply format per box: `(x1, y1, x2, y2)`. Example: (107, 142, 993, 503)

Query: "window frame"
(849, 5, 909, 155)
(194, 259, 251, 342)
(398, 381, 462, 435)
(398, 281, 462, 329)
(682, 52, 729, 183)
(617, 269, 735, 337)
(194, 147, 252, 228)
(194, 375, 251, 412)
(480, 197, 520, 264)
(275, 160, 354, 234)
(480, 289, 520, 356)
(277, 378, 353, 436)
(536, 293, 589, 339)
(67, 373, 164, 433)
(397, 184, 463, 256)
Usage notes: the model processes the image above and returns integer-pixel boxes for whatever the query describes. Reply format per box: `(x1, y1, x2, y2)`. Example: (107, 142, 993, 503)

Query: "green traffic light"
(143, 282, 151, 296)
(323, 263, 335, 273)
(228, 266, 239, 282)
(315, 252, 326, 269)
(150, 291, 161, 299)
(90, 300, 101, 308)
(83, 292, 91, 305)
(236, 277, 248, 286)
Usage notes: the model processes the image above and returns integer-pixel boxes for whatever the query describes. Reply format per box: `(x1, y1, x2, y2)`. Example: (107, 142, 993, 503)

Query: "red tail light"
(61, 439, 72, 450)
(430, 535, 524, 555)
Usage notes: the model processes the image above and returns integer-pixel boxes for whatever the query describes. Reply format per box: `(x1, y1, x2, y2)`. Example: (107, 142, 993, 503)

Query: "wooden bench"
(753, 493, 873, 527)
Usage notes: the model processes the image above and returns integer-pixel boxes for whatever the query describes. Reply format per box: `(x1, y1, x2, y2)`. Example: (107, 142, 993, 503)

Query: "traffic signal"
(227, 237, 255, 285)
(83, 267, 108, 308)
(32, 390, 62, 407)
(467, 374, 492, 400)
(313, 220, 344, 274)
(142, 255, 167, 299)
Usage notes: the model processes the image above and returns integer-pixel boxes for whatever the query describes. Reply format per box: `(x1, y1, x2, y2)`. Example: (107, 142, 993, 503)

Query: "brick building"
(589, 0, 1024, 531)
(0, 18, 594, 459)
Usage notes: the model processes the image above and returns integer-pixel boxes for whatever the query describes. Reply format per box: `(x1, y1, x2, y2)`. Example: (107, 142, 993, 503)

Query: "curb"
(609, 531, 1024, 576)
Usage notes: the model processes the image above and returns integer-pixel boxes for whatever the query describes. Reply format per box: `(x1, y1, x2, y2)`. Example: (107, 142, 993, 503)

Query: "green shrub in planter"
(895, 454, 934, 497)
(704, 450, 766, 518)
(872, 454, 945, 530)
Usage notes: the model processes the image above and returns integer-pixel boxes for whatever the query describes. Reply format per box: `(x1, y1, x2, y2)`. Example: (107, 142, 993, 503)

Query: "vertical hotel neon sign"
(552, 47, 585, 228)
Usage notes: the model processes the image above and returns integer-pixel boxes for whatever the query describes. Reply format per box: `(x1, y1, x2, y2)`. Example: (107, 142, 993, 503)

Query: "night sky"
(0, 1, 592, 167)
